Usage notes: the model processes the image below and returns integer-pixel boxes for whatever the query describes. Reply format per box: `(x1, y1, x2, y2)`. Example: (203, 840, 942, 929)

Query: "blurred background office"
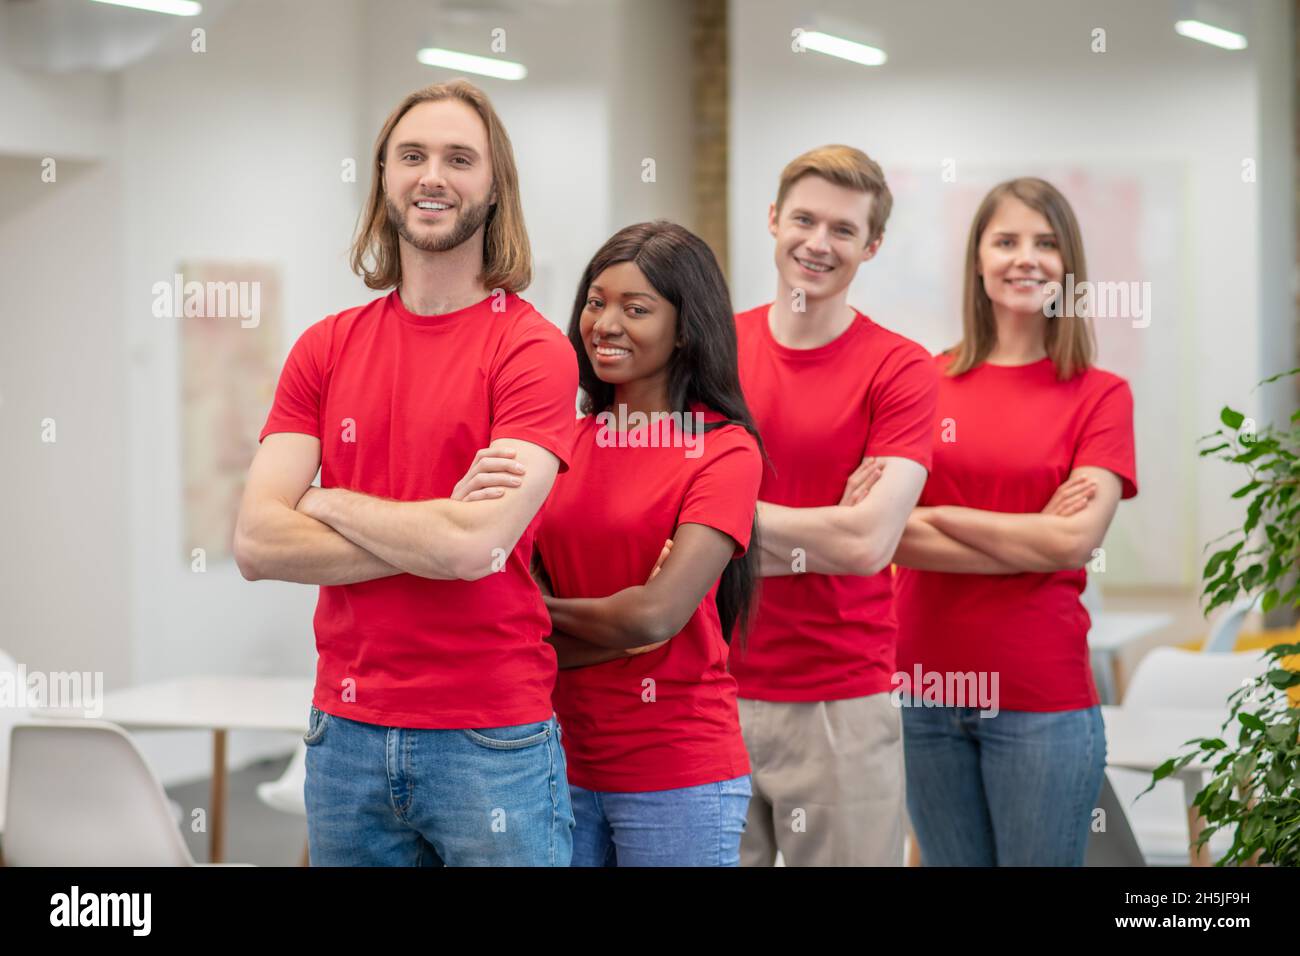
(0, 0, 1295, 865)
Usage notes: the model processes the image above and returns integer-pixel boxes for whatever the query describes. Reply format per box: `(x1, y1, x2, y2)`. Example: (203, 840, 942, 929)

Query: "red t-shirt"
(730, 304, 938, 701)
(536, 409, 762, 792)
(258, 290, 578, 729)
(894, 353, 1138, 712)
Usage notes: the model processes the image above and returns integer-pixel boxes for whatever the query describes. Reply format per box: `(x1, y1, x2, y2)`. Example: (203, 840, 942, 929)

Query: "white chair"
(4, 719, 251, 866)
(1124, 646, 1268, 708)
(1201, 595, 1262, 654)
(256, 741, 307, 816)
(256, 741, 309, 865)
(0, 649, 28, 838)
(1108, 647, 1269, 865)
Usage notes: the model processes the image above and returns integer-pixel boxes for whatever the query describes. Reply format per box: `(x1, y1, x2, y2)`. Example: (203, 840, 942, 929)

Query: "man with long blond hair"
(729, 145, 938, 866)
(235, 79, 578, 866)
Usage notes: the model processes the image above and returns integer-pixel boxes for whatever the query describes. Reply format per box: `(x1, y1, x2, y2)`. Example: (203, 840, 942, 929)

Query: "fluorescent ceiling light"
(1174, 19, 1247, 50)
(88, 0, 203, 15)
(417, 48, 527, 81)
(797, 30, 886, 66)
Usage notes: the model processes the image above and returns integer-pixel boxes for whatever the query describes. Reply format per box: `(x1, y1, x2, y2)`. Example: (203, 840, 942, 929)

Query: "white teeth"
(416, 201, 450, 210)
(595, 346, 630, 356)
(1009, 278, 1043, 286)
(797, 258, 832, 272)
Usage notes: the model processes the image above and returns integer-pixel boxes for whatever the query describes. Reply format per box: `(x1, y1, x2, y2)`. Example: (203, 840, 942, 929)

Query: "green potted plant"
(1145, 369, 1300, 866)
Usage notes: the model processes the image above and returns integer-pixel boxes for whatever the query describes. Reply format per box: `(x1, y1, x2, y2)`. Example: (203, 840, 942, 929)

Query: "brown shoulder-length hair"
(349, 78, 531, 293)
(948, 177, 1095, 380)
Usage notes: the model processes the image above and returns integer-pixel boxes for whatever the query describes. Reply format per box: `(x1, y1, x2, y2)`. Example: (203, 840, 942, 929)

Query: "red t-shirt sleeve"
(864, 346, 940, 471)
(259, 319, 329, 442)
(1073, 376, 1138, 499)
(678, 429, 763, 557)
(490, 321, 579, 473)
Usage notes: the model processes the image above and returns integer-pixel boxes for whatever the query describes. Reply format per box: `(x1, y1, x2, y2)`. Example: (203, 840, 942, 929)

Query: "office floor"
(167, 754, 307, 867)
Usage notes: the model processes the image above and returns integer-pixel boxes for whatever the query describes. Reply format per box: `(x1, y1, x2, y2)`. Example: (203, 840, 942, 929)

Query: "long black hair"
(567, 220, 764, 643)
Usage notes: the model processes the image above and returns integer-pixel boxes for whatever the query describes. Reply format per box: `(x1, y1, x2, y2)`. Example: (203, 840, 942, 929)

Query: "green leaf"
(1265, 722, 1296, 745)
(1203, 548, 1236, 580)
(1239, 712, 1267, 732)
(1245, 498, 1264, 534)
(1266, 669, 1300, 690)
(1141, 759, 1178, 796)
(1221, 407, 1245, 429)
(1242, 813, 1263, 844)
(1232, 480, 1262, 499)
(1257, 367, 1300, 386)
(1231, 754, 1257, 785)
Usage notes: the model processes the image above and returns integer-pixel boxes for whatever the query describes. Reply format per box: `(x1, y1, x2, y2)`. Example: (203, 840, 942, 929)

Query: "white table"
(37, 676, 313, 863)
(1088, 612, 1174, 703)
(1102, 704, 1231, 865)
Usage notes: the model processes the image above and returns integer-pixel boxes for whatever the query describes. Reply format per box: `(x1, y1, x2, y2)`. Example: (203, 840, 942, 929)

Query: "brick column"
(692, 0, 729, 278)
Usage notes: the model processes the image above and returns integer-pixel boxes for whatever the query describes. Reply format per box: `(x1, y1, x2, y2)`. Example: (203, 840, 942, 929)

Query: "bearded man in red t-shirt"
(234, 80, 578, 866)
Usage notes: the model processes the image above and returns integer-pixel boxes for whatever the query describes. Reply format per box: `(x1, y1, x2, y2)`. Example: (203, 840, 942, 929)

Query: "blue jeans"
(303, 706, 574, 866)
(570, 775, 752, 867)
(901, 705, 1106, 866)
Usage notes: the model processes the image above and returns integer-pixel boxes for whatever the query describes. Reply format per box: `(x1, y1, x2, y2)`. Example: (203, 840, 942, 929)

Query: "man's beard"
(386, 193, 493, 253)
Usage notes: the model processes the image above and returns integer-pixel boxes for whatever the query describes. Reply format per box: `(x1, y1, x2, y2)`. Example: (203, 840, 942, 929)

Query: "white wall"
(0, 56, 116, 159)
(0, 154, 131, 690)
(1254, 1, 1298, 430)
(117, 0, 368, 780)
(606, 0, 696, 235)
(0, 18, 130, 697)
(729, 0, 1293, 590)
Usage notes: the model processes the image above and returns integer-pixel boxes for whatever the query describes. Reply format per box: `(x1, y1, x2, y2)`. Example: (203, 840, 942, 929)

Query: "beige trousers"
(738, 693, 905, 866)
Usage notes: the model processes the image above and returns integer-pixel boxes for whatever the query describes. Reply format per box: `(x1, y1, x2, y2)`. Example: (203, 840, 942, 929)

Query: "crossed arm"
(233, 432, 560, 584)
(543, 522, 738, 654)
(753, 453, 1124, 578)
(892, 466, 1123, 574)
(754, 455, 929, 577)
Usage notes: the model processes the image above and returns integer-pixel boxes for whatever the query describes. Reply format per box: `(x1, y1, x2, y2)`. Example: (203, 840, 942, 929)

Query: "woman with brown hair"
(862, 178, 1138, 865)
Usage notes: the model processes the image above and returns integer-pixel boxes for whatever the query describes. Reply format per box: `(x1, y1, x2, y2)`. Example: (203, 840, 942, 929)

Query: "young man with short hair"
(731, 145, 939, 866)
(235, 80, 578, 866)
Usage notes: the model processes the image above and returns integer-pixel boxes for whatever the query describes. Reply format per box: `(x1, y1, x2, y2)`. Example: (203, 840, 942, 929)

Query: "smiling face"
(768, 174, 880, 302)
(382, 98, 496, 253)
(579, 260, 678, 391)
(977, 196, 1065, 318)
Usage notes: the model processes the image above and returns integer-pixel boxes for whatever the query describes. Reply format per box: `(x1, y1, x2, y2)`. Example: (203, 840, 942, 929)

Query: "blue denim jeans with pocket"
(901, 704, 1106, 866)
(303, 705, 575, 866)
(569, 775, 752, 867)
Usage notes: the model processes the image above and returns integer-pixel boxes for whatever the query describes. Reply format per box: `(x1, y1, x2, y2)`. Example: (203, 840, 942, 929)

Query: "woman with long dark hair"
(456, 220, 763, 865)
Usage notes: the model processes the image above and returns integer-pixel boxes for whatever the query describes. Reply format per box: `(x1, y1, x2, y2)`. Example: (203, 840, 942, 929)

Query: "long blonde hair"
(349, 79, 531, 293)
(948, 177, 1095, 380)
